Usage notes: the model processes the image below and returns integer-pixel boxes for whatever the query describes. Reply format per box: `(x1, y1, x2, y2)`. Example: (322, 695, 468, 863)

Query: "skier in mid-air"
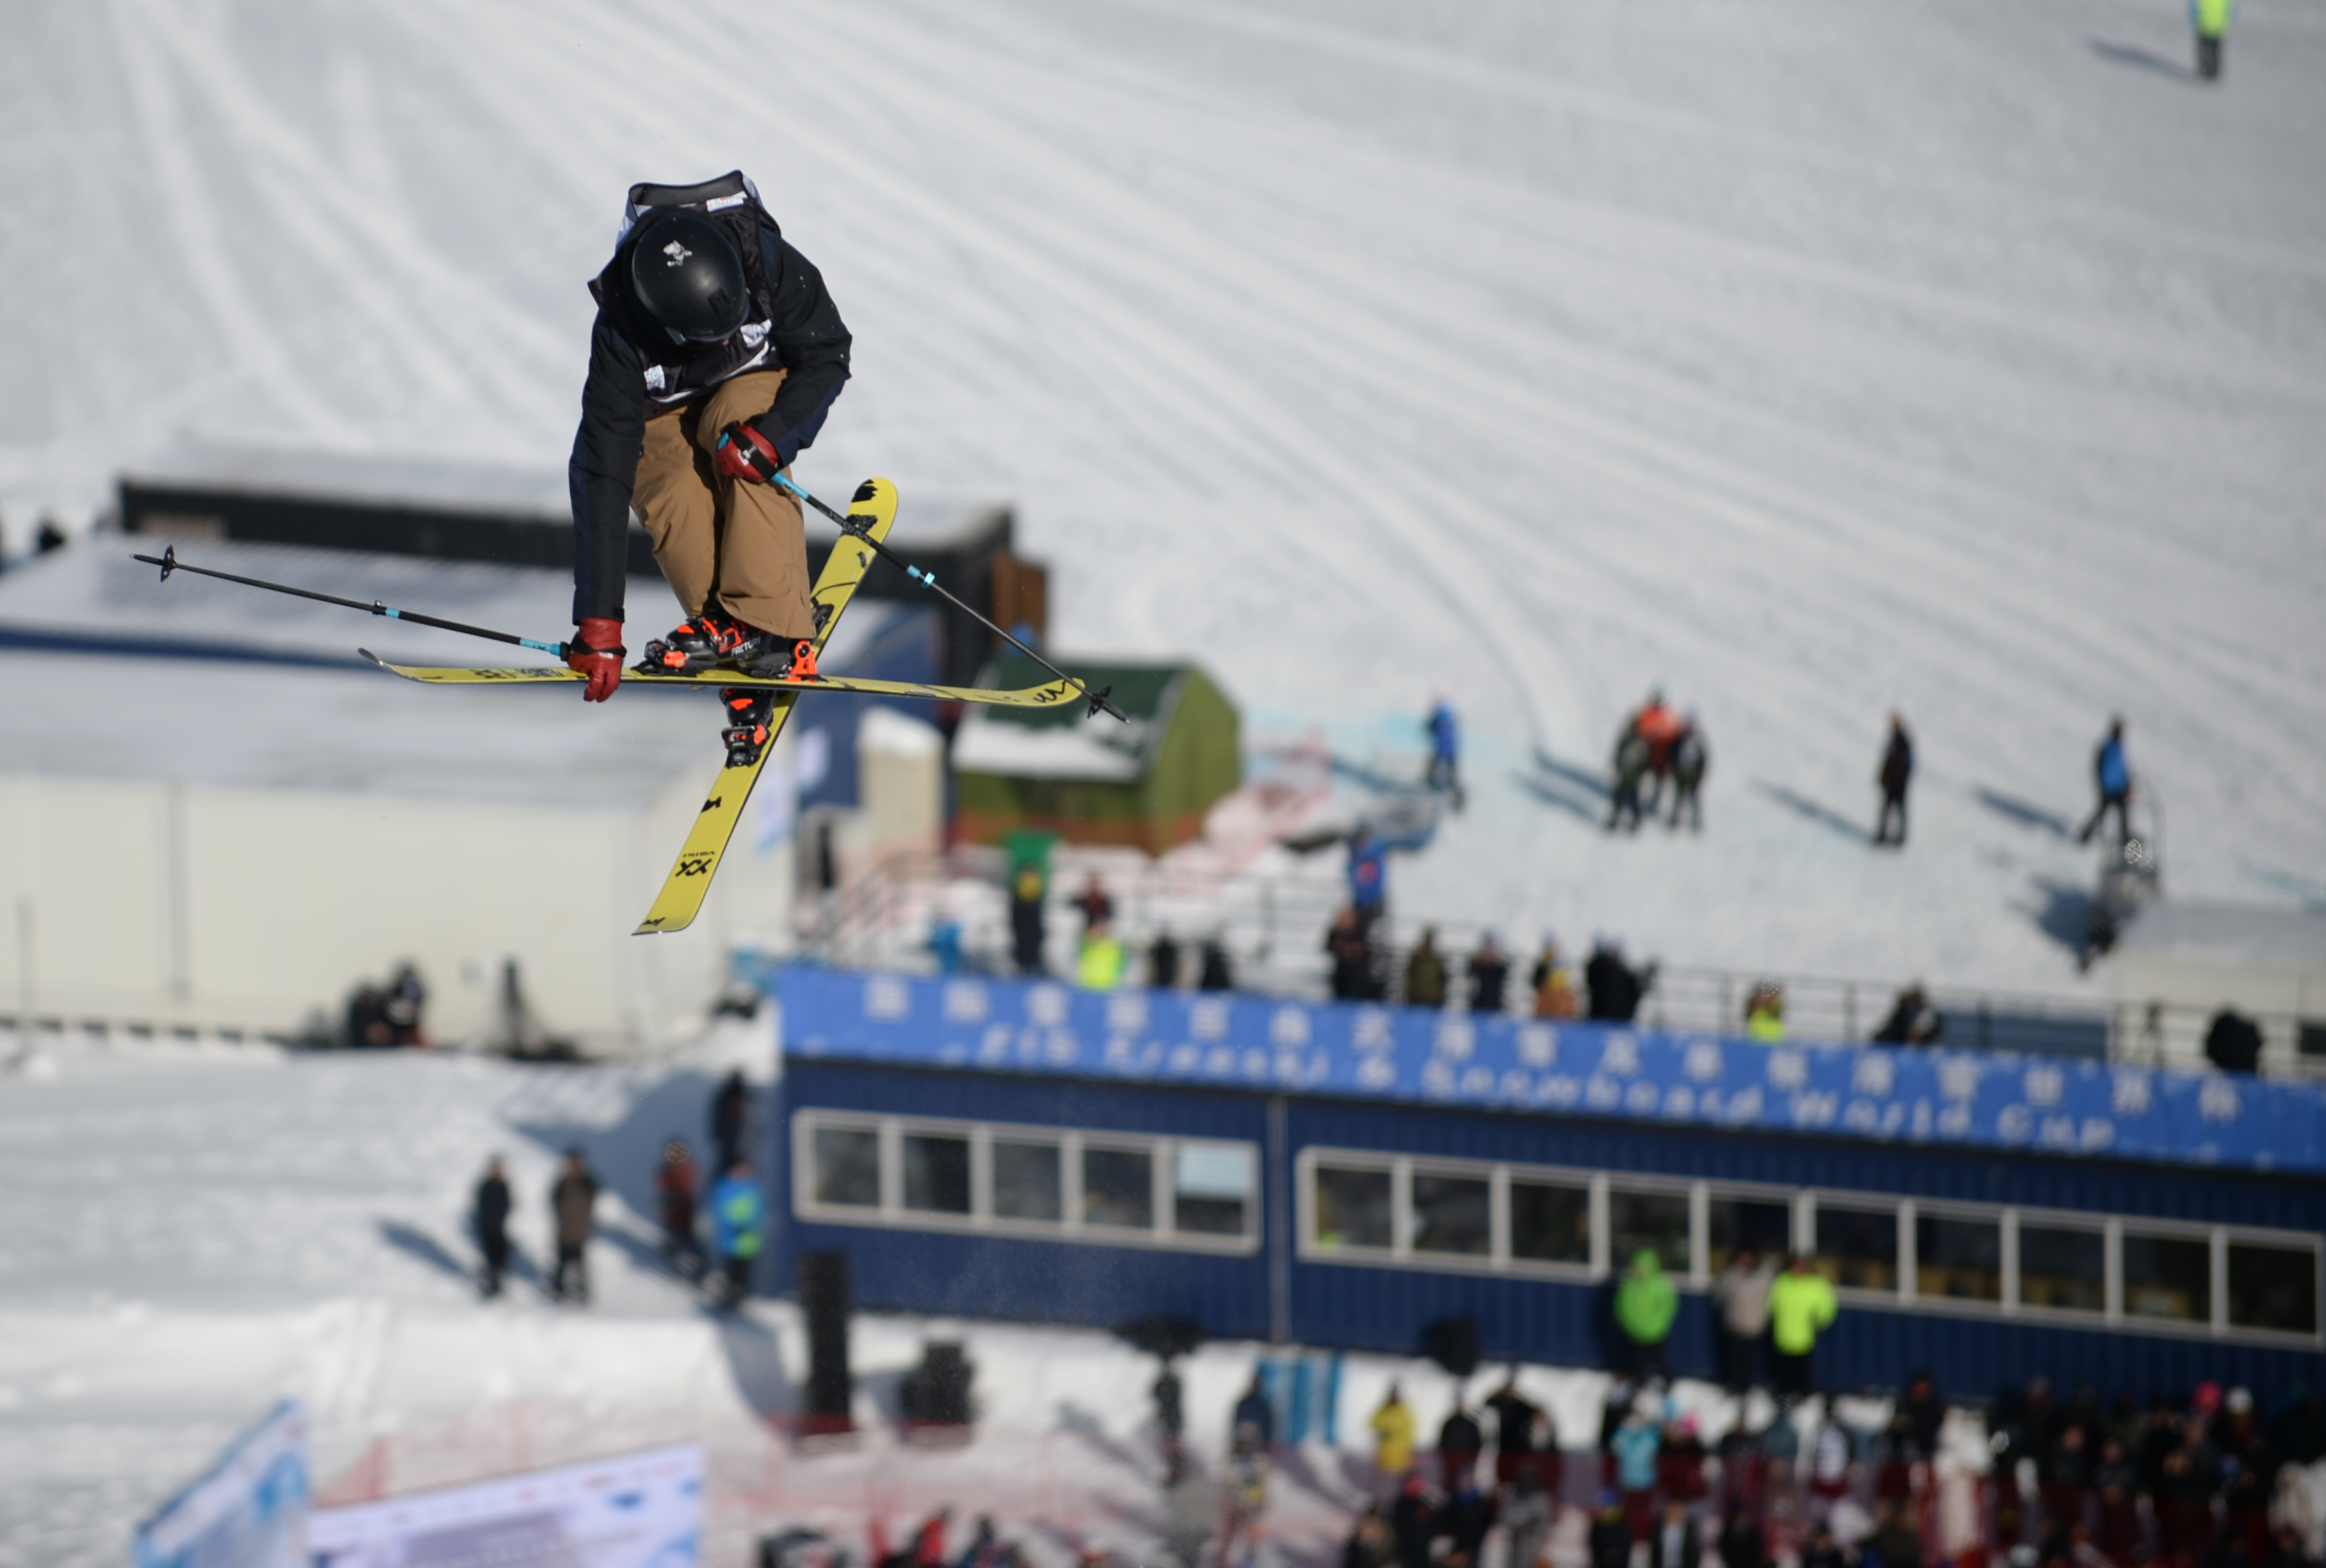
(563, 171, 852, 762)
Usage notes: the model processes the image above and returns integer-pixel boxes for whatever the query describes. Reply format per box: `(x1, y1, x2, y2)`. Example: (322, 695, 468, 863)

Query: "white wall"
(0, 768, 789, 1051)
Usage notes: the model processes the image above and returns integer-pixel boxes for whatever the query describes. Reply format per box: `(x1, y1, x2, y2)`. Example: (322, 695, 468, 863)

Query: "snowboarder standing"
(1874, 713, 1914, 847)
(549, 1148, 598, 1304)
(2077, 718, 2133, 849)
(561, 172, 851, 767)
(710, 1157, 766, 1309)
(1607, 730, 1649, 832)
(473, 1156, 512, 1299)
(1668, 716, 1707, 832)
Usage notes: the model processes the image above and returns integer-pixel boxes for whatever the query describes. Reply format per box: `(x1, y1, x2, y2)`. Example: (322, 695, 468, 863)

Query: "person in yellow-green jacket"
(1768, 1254, 1837, 1403)
(2193, 0, 2232, 80)
(1614, 1249, 1680, 1382)
(1076, 915, 1127, 991)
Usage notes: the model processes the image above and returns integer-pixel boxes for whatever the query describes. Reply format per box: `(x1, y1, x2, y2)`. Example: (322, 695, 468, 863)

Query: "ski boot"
(636, 609, 749, 674)
(720, 687, 778, 768)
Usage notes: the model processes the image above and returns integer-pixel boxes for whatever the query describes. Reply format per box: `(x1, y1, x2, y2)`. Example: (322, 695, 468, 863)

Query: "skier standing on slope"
(2077, 718, 2133, 849)
(563, 171, 851, 759)
(473, 1156, 512, 1299)
(1874, 713, 1914, 847)
(2194, 0, 2232, 79)
(1425, 697, 1464, 809)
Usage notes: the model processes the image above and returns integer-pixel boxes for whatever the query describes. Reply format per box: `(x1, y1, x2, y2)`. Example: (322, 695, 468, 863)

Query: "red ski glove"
(567, 617, 625, 703)
(715, 422, 782, 484)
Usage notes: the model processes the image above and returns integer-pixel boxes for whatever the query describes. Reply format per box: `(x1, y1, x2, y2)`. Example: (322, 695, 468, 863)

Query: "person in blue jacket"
(2077, 718, 2132, 849)
(1424, 698, 1464, 809)
(710, 1158, 766, 1310)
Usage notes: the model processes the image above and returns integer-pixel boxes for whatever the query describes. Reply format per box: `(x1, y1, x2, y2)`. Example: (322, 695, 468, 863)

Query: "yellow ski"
(633, 477, 895, 935)
(358, 653, 1075, 710)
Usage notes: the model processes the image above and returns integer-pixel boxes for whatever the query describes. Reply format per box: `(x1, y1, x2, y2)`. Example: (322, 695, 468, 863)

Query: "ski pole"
(134, 545, 574, 658)
(769, 472, 1127, 722)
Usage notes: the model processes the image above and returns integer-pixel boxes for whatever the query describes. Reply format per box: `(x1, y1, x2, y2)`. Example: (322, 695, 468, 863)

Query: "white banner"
(134, 1399, 308, 1568)
(308, 1443, 702, 1568)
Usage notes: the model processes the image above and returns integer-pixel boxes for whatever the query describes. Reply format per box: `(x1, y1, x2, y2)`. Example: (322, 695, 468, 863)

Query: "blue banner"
(775, 967, 2326, 1176)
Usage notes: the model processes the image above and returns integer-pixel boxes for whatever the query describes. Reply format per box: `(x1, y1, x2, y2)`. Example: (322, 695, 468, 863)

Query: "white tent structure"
(0, 538, 806, 1052)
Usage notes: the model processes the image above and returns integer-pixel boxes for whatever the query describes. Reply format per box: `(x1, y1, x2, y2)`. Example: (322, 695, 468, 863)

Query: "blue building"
(772, 968, 2325, 1396)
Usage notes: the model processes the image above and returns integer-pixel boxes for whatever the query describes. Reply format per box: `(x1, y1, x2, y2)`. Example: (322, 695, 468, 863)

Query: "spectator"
(1661, 1413, 1708, 1503)
(1010, 860, 1047, 974)
(1612, 1405, 1663, 1540)
(1442, 1474, 1494, 1568)
(1669, 718, 1707, 832)
(1234, 1373, 1275, 1451)
(1711, 1248, 1776, 1393)
(2093, 1436, 2139, 1568)
(1076, 913, 1127, 991)
(1867, 1501, 1925, 1568)
(1616, 1249, 1679, 1382)
(1485, 1372, 1547, 1488)
(1718, 1513, 1767, 1568)
(1501, 1467, 1553, 1568)
(1585, 940, 1655, 1022)
(1154, 1361, 1185, 1482)
(1371, 1382, 1416, 1484)
(549, 1147, 597, 1304)
(1608, 730, 1650, 833)
(656, 1138, 701, 1280)
(1529, 938, 1580, 1019)
(473, 1156, 512, 1299)
(1328, 908, 1379, 1001)
(1468, 933, 1510, 1015)
(1768, 1255, 1837, 1402)
(1801, 1522, 1847, 1568)
(710, 1156, 764, 1308)
(2077, 718, 2132, 849)
(1073, 874, 1113, 931)
(1149, 928, 1182, 990)
(383, 962, 427, 1046)
(346, 983, 390, 1048)
(2205, 1007, 2262, 1073)
(1650, 1497, 1702, 1568)
(1198, 936, 1235, 992)
(1810, 1420, 1853, 1511)
(36, 518, 68, 554)
(1344, 1504, 1393, 1568)
(1743, 981, 1786, 1043)
(1873, 986, 1944, 1046)
(1405, 928, 1448, 1009)
(2261, 1526, 2313, 1568)
(711, 1068, 753, 1171)
(927, 914, 964, 974)
(1898, 1372, 1946, 1463)
(1439, 1401, 1484, 1493)
(1589, 1493, 1634, 1568)
(1427, 697, 1464, 809)
(1348, 827, 1389, 934)
(1875, 713, 1914, 847)
(1391, 1475, 1440, 1568)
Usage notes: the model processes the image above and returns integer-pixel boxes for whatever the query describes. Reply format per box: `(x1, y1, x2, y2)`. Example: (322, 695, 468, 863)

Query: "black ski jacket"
(568, 173, 851, 624)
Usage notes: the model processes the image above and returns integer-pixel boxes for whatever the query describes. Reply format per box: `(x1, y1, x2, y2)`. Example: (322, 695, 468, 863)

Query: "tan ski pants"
(631, 369, 813, 638)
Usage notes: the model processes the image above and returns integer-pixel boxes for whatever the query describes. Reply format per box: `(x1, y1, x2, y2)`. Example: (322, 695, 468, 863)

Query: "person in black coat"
(710, 1069, 752, 1170)
(2206, 1009, 2263, 1073)
(1649, 1499, 1702, 1568)
(1589, 1495, 1635, 1568)
(1440, 1404, 1485, 1492)
(473, 1156, 512, 1299)
(1585, 942, 1653, 1022)
(1874, 713, 1914, 846)
(1390, 1476, 1440, 1568)
(1718, 1513, 1766, 1568)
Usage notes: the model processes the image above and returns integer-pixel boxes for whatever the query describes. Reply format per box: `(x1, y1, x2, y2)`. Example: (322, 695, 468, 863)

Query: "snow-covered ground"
(0, 1040, 1910, 1568)
(6, 0, 2321, 997)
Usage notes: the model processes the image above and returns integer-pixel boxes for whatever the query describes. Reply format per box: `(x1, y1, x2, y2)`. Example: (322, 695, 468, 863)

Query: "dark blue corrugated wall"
(779, 1062, 2325, 1394)
(779, 1062, 1274, 1339)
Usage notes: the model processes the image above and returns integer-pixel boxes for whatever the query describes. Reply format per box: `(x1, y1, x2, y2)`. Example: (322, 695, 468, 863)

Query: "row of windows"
(1297, 1149, 2321, 1342)
(792, 1112, 1261, 1252)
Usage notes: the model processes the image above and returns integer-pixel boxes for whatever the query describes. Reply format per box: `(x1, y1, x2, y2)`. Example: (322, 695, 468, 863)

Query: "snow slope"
(3, 0, 2322, 991)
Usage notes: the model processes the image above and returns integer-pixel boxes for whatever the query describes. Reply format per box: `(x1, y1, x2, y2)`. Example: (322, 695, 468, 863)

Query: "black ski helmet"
(628, 211, 748, 343)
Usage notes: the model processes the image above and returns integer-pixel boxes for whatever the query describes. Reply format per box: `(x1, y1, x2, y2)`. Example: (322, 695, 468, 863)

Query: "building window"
(2017, 1223, 2105, 1314)
(2228, 1240, 2320, 1336)
(791, 1111, 1256, 1254)
(1314, 1165, 1394, 1251)
(1510, 1179, 1590, 1266)
(1708, 1195, 1793, 1272)
(902, 1131, 971, 1215)
(811, 1125, 880, 1208)
(1174, 1145, 1255, 1236)
(1815, 1202, 1899, 1292)
(1916, 1213, 2002, 1304)
(992, 1138, 1062, 1222)
(1610, 1186, 1690, 1274)
(1412, 1172, 1492, 1257)
(2122, 1231, 2211, 1324)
